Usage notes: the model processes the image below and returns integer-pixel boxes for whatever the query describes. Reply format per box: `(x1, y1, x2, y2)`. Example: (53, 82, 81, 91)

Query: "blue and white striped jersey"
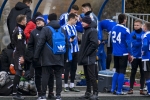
(62, 24, 79, 53)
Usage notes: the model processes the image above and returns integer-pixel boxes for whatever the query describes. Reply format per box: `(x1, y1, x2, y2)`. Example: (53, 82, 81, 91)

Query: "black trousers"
(130, 59, 144, 89)
(35, 67, 54, 96)
(83, 64, 98, 93)
(13, 70, 22, 93)
(114, 56, 128, 74)
(64, 52, 78, 84)
(106, 47, 112, 69)
(41, 66, 62, 96)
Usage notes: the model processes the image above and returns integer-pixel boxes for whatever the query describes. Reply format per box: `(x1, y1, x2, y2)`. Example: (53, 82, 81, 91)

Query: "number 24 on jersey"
(112, 31, 121, 44)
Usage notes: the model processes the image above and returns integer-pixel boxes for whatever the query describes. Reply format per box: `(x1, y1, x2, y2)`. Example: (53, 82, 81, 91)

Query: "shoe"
(69, 87, 80, 92)
(39, 96, 47, 100)
(64, 87, 69, 92)
(144, 86, 147, 91)
(116, 91, 127, 95)
(56, 96, 61, 100)
(128, 89, 133, 94)
(12, 94, 24, 100)
(37, 96, 42, 100)
(89, 92, 99, 100)
(140, 90, 146, 95)
(48, 92, 56, 99)
(78, 92, 92, 99)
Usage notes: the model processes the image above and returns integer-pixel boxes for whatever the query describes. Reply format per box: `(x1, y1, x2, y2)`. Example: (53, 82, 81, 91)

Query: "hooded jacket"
(78, 26, 98, 65)
(7, 2, 31, 42)
(34, 20, 66, 67)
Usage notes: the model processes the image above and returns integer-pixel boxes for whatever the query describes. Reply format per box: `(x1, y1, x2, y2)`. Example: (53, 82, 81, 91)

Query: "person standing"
(78, 16, 98, 100)
(62, 13, 80, 92)
(142, 22, 150, 96)
(26, 16, 55, 100)
(98, 19, 117, 70)
(34, 13, 66, 100)
(7, 0, 32, 43)
(128, 20, 145, 95)
(111, 14, 133, 95)
(12, 14, 27, 100)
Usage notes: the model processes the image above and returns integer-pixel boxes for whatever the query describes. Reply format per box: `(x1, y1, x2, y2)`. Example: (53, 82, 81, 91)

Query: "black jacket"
(26, 27, 43, 67)
(0, 44, 14, 72)
(7, 2, 31, 42)
(78, 27, 98, 65)
(34, 20, 66, 67)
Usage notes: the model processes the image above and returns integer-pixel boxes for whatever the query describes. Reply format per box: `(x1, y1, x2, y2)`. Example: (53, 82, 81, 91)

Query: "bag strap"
(46, 42, 52, 50)
(47, 26, 56, 33)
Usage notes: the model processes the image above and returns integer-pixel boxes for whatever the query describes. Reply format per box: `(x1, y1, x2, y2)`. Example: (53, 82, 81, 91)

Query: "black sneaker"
(78, 92, 92, 99)
(48, 92, 56, 99)
(39, 96, 47, 100)
(69, 87, 80, 92)
(12, 94, 24, 100)
(56, 96, 61, 100)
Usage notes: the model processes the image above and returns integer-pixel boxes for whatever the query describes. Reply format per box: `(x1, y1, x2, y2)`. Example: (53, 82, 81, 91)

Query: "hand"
(142, 51, 144, 55)
(98, 40, 101, 45)
(19, 56, 24, 64)
(128, 55, 134, 63)
(70, 38, 74, 42)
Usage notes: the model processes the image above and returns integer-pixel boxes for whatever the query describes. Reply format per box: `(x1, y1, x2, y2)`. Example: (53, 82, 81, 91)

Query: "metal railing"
(114, 13, 150, 32)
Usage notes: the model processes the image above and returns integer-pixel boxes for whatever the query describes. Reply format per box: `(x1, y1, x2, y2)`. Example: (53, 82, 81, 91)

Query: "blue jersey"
(59, 13, 83, 33)
(98, 19, 117, 47)
(111, 24, 132, 56)
(130, 30, 144, 59)
(142, 31, 150, 61)
(62, 24, 79, 53)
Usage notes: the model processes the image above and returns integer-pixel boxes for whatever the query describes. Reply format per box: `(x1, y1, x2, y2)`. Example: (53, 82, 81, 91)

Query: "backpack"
(46, 26, 66, 54)
(0, 80, 13, 96)
(0, 71, 11, 87)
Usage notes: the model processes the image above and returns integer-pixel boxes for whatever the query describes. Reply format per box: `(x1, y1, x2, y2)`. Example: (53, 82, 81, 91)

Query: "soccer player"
(111, 14, 133, 95)
(98, 19, 117, 70)
(142, 22, 150, 96)
(128, 20, 145, 95)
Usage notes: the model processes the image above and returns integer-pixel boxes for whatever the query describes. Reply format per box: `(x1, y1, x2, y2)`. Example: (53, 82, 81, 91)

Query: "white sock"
(112, 68, 116, 72)
(70, 83, 74, 88)
(64, 84, 68, 88)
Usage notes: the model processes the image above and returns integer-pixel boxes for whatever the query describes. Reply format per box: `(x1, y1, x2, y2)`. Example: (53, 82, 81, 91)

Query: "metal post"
(97, 0, 109, 21)
(122, 0, 125, 13)
(32, 0, 43, 18)
(68, 0, 76, 13)
(0, 0, 8, 20)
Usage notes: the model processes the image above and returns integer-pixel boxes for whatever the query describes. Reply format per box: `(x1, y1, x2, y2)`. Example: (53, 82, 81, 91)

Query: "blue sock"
(111, 72, 119, 92)
(146, 79, 150, 93)
(117, 73, 124, 94)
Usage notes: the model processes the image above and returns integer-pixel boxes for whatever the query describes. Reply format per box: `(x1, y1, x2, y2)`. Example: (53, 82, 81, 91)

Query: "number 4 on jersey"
(112, 31, 121, 44)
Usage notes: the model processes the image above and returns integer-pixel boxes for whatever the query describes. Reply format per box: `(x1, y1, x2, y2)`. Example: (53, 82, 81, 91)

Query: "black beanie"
(48, 13, 57, 21)
(35, 16, 45, 22)
(82, 16, 92, 24)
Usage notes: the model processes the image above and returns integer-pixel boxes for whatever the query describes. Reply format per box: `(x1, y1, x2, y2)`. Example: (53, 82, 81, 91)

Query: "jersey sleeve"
(125, 28, 132, 55)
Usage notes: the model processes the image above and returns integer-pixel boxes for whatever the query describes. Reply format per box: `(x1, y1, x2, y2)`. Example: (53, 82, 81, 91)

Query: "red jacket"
(24, 21, 36, 42)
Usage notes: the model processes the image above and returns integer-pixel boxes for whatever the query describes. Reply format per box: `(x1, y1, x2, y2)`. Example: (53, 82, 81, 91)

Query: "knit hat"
(35, 16, 45, 22)
(82, 16, 92, 24)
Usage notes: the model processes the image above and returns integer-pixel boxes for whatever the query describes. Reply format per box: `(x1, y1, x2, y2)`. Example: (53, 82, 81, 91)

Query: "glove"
(132, 34, 136, 39)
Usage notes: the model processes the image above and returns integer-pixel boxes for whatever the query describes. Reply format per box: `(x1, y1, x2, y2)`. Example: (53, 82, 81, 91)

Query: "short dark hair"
(145, 22, 150, 31)
(82, 3, 91, 8)
(16, 14, 26, 24)
(134, 19, 142, 24)
(48, 13, 57, 21)
(68, 13, 77, 21)
(23, 0, 32, 3)
(118, 13, 126, 24)
(71, 5, 79, 11)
